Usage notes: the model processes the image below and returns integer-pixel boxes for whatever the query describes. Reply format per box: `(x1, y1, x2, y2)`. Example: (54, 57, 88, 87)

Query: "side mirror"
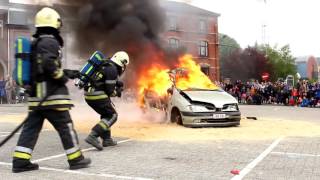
(167, 87, 173, 95)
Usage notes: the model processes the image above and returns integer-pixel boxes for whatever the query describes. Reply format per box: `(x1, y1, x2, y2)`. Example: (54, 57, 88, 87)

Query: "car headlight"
(188, 105, 208, 112)
(222, 104, 238, 112)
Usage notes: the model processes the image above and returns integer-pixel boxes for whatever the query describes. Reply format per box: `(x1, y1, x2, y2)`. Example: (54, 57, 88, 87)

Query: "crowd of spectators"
(0, 76, 25, 104)
(216, 79, 320, 108)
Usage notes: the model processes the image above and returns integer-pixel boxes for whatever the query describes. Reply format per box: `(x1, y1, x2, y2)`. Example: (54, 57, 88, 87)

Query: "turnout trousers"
(85, 98, 118, 140)
(13, 110, 83, 165)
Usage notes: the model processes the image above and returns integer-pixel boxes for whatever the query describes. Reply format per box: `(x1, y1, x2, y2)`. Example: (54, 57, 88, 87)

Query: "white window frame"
(168, 16, 178, 31)
(199, 19, 207, 33)
(0, 20, 3, 39)
(168, 38, 180, 49)
(199, 41, 208, 57)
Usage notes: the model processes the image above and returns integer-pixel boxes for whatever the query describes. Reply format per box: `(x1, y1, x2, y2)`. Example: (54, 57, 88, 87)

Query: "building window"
(199, 41, 208, 57)
(168, 38, 179, 49)
(0, 20, 3, 39)
(200, 65, 210, 76)
(199, 20, 207, 33)
(168, 16, 177, 31)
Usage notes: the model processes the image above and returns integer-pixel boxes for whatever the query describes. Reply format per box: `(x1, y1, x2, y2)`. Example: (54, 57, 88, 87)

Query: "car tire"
(171, 108, 183, 125)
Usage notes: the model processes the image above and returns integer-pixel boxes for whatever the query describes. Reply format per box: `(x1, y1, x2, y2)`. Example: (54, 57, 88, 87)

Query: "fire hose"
(0, 87, 59, 147)
(0, 69, 79, 147)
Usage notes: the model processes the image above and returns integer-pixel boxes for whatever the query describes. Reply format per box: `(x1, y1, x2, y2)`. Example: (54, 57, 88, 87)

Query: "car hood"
(182, 90, 238, 108)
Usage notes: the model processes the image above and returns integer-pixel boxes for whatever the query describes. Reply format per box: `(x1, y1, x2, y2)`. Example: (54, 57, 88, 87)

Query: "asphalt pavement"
(0, 104, 319, 180)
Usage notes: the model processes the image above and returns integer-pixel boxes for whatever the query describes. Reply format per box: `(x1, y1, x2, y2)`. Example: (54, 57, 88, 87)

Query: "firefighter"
(12, 7, 91, 173)
(84, 51, 129, 151)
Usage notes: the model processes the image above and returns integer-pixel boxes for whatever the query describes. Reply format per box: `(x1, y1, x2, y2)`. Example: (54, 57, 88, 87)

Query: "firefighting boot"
(12, 158, 39, 173)
(85, 131, 103, 151)
(102, 138, 117, 147)
(102, 130, 117, 147)
(68, 156, 91, 170)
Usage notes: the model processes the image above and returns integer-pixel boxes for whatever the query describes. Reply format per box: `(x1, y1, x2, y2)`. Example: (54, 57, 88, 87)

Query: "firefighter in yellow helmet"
(12, 7, 91, 173)
(84, 51, 129, 150)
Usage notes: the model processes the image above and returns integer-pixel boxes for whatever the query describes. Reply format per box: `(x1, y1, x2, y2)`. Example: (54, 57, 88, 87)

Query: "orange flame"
(138, 64, 171, 97)
(137, 54, 219, 106)
(175, 55, 218, 90)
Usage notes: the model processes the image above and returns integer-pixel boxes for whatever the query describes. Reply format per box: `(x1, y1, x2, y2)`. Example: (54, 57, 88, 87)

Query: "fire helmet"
(35, 7, 62, 29)
(110, 51, 130, 72)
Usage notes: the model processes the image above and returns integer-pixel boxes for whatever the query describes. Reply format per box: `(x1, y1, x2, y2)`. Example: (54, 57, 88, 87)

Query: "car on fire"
(142, 68, 241, 127)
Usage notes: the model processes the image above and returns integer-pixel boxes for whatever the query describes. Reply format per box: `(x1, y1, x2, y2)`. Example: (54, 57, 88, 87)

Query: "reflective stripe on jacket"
(28, 34, 73, 110)
(84, 91, 108, 101)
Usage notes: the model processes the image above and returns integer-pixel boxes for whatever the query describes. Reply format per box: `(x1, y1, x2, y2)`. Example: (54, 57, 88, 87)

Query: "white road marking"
(0, 161, 152, 180)
(33, 139, 132, 163)
(271, 151, 320, 157)
(231, 137, 284, 180)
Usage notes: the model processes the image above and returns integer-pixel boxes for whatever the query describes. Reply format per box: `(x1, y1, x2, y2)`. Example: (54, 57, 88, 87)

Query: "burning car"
(138, 55, 241, 127)
(166, 87, 241, 127)
(166, 69, 241, 127)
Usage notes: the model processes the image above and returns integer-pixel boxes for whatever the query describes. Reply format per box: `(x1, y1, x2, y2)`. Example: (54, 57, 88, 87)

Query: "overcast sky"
(177, 0, 320, 57)
(10, 0, 320, 57)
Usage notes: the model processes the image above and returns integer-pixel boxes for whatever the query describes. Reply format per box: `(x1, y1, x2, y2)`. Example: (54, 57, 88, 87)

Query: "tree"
(258, 44, 296, 81)
(222, 47, 271, 81)
(219, 33, 241, 79)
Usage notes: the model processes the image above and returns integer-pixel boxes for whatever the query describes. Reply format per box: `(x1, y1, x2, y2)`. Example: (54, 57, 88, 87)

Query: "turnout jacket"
(84, 62, 119, 101)
(28, 34, 73, 110)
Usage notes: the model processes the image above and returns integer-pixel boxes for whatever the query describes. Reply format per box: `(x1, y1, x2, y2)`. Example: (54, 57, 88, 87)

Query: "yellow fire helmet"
(110, 51, 130, 71)
(35, 7, 62, 29)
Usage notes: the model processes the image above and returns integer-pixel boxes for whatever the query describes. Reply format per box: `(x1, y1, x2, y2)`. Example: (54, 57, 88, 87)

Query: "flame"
(138, 64, 171, 97)
(137, 54, 219, 106)
(175, 55, 218, 90)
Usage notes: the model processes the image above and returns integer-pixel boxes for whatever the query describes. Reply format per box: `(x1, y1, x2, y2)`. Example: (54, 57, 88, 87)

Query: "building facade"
(0, 1, 40, 81)
(161, 1, 220, 81)
(296, 56, 319, 80)
(0, 1, 221, 81)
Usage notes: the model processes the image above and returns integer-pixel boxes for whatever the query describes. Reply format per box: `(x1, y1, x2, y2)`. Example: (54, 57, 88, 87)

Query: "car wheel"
(171, 108, 183, 125)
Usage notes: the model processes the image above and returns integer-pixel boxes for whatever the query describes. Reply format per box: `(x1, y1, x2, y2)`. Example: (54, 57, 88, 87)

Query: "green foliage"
(218, 33, 296, 82)
(258, 44, 297, 81)
(219, 33, 241, 78)
(219, 33, 240, 57)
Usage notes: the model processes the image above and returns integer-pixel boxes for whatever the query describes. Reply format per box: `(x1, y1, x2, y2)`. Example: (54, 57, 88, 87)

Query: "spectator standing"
(0, 78, 6, 104)
(5, 76, 14, 104)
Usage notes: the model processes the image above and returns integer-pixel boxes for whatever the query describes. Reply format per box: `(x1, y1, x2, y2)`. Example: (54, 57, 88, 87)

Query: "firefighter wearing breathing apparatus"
(83, 51, 129, 151)
(12, 7, 91, 173)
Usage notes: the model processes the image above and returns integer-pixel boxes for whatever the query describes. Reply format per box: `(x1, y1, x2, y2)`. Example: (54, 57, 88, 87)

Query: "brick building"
(0, 0, 76, 81)
(0, 0, 220, 81)
(296, 56, 319, 80)
(161, 1, 220, 81)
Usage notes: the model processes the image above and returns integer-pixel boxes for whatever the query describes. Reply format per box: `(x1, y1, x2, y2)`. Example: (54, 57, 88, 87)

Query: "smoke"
(70, 100, 166, 129)
(62, 0, 164, 55)
(59, 0, 187, 88)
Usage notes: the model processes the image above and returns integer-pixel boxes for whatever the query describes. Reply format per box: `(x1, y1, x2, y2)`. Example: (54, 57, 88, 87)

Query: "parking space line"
(33, 139, 132, 163)
(271, 151, 320, 157)
(231, 137, 284, 180)
(0, 161, 152, 180)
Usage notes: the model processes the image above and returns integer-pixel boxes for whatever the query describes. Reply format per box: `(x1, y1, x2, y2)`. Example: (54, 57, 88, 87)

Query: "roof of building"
(161, 0, 220, 17)
(295, 56, 309, 62)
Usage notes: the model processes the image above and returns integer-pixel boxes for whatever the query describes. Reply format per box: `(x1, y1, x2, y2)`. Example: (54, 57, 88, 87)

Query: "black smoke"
(63, 0, 166, 57)
(60, 0, 187, 88)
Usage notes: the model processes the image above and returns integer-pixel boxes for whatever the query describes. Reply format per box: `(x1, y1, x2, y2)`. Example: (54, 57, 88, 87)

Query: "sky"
(9, 0, 320, 57)
(176, 0, 320, 57)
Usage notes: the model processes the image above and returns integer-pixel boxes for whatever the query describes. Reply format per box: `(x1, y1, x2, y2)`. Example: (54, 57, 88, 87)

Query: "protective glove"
(115, 86, 124, 97)
(116, 81, 124, 88)
(63, 69, 81, 79)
